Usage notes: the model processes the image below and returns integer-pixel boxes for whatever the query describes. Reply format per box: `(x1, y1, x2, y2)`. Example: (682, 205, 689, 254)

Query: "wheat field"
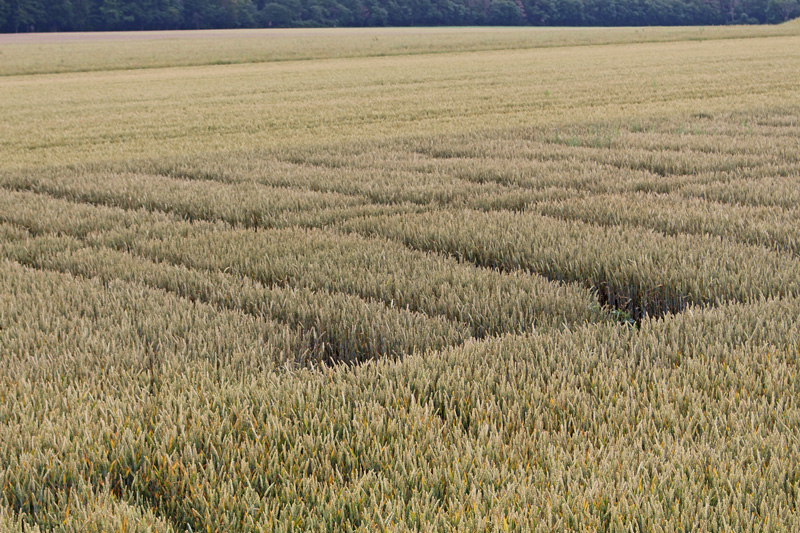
(2, 26, 800, 531)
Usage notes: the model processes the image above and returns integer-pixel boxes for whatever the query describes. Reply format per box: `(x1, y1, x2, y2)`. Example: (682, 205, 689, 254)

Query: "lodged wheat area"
(2, 26, 800, 531)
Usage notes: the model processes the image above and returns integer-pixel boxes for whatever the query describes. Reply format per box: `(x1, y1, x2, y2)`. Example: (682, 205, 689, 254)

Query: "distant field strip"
(2, 25, 800, 76)
(3, 27, 800, 531)
(3, 34, 800, 169)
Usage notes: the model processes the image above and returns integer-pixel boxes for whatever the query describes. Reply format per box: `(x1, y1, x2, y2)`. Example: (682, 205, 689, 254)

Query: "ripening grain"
(2, 34, 800, 169)
(2, 26, 800, 531)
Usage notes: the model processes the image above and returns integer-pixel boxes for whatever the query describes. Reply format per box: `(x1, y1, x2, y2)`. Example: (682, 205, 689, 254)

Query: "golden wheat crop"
(2, 26, 800, 531)
(3, 32, 800, 170)
(2, 25, 798, 77)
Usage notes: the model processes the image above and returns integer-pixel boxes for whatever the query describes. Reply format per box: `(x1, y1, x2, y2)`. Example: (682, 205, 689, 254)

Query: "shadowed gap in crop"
(0, 226, 471, 368)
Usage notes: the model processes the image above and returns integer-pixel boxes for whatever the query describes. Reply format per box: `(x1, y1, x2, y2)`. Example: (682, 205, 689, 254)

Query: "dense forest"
(1, 0, 799, 33)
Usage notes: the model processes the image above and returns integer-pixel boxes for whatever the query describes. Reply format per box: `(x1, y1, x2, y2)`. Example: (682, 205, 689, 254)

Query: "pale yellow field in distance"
(1, 24, 799, 76)
(2, 26, 800, 531)
(2, 27, 800, 170)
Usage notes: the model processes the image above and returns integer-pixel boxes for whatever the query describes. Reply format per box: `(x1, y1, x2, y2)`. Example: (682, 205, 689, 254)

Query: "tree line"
(2, 0, 799, 33)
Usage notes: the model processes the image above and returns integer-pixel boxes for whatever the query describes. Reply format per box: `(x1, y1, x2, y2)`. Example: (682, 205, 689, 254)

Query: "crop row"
(532, 192, 800, 257)
(0, 168, 427, 230)
(3, 257, 800, 529)
(104, 108, 800, 214)
(681, 174, 800, 210)
(98, 225, 602, 337)
(5, 106, 796, 241)
(338, 208, 800, 320)
(0, 188, 603, 338)
(0, 227, 468, 366)
(5, 152, 799, 258)
(0, 158, 577, 217)
(6, 165, 799, 329)
(0, 257, 310, 380)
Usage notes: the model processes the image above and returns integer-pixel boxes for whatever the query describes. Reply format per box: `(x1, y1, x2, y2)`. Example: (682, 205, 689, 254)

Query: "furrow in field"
(7, 271, 800, 529)
(0, 259, 278, 531)
(0, 254, 314, 380)
(270, 143, 649, 198)
(410, 133, 776, 182)
(0, 168, 372, 229)
(148, 145, 665, 212)
(531, 192, 800, 258)
(93, 223, 605, 337)
(0, 226, 468, 366)
(142, 153, 556, 210)
(0, 186, 179, 238)
(338, 208, 800, 321)
(90, 107, 797, 218)
(175, 138, 774, 208)
(0, 181, 428, 240)
(0, 187, 606, 338)
(533, 117, 800, 159)
(0, 240, 314, 372)
(680, 175, 800, 210)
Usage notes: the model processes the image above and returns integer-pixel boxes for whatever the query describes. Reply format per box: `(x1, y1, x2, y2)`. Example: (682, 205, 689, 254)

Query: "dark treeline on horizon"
(2, 0, 799, 33)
